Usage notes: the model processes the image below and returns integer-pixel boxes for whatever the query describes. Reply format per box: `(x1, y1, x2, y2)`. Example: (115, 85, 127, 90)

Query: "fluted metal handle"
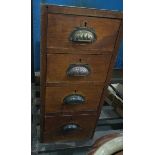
(67, 64, 90, 77)
(63, 94, 85, 105)
(62, 123, 81, 133)
(70, 27, 96, 43)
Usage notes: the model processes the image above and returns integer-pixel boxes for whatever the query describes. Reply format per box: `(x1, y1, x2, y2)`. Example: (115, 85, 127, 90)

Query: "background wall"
(32, 0, 123, 71)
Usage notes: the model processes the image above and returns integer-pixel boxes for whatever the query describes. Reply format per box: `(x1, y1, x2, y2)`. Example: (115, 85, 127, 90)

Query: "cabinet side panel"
(40, 5, 48, 142)
(93, 19, 123, 136)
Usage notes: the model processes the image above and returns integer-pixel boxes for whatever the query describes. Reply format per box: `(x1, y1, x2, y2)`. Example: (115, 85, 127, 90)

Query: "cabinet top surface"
(43, 4, 123, 19)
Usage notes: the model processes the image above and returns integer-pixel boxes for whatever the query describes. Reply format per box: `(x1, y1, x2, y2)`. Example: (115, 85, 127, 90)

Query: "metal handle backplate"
(62, 123, 81, 133)
(70, 27, 96, 43)
(63, 94, 85, 105)
(67, 64, 90, 77)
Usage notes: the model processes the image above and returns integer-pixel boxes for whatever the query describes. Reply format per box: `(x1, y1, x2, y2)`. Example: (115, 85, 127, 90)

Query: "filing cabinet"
(40, 5, 122, 142)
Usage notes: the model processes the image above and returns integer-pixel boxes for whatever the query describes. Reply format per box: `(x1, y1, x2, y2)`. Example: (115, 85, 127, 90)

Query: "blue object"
(114, 41, 123, 69)
(32, 0, 123, 71)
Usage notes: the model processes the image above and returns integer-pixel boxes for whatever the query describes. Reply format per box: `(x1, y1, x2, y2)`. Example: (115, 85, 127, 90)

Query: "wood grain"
(40, 5, 48, 142)
(47, 13, 121, 52)
(40, 4, 123, 143)
(43, 114, 97, 142)
(47, 48, 113, 54)
(45, 84, 103, 113)
(46, 53, 112, 83)
(46, 5, 122, 19)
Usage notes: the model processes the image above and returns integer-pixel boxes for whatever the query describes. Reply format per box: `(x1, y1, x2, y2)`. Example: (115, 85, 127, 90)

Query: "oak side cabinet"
(40, 5, 123, 143)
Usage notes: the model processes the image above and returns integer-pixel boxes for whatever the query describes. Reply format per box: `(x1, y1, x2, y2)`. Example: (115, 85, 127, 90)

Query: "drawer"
(45, 84, 103, 113)
(46, 54, 111, 83)
(43, 114, 97, 142)
(47, 13, 121, 52)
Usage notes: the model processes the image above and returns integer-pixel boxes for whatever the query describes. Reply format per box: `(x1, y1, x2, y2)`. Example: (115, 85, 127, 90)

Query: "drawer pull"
(70, 27, 96, 43)
(67, 64, 90, 77)
(62, 124, 81, 133)
(63, 94, 85, 105)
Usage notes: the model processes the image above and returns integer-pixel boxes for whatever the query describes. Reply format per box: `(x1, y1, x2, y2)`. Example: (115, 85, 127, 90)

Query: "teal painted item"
(32, 0, 123, 71)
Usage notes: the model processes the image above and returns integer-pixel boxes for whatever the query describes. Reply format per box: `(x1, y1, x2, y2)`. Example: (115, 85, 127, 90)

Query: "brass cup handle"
(62, 123, 81, 133)
(63, 94, 85, 105)
(70, 26, 96, 43)
(67, 64, 91, 77)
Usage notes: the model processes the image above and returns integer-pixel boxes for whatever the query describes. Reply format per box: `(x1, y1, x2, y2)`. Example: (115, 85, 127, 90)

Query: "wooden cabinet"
(43, 114, 97, 142)
(47, 13, 120, 52)
(45, 84, 103, 113)
(46, 54, 111, 83)
(40, 5, 122, 142)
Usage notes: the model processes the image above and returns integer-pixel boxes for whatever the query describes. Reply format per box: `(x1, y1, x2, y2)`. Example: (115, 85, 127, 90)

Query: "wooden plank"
(40, 5, 48, 142)
(46, 5, 123, 19)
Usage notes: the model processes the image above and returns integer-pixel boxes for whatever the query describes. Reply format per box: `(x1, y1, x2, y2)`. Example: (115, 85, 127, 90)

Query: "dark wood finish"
(40, 5, 48, 142)
(46, 81, 105, 86)
(46, 53, 112, 83)
(45, 84, 104, 113)
(40, 4, 123, 143)
(47, 13, 120, 52)
(43, 114, 97, 142)
(47, 48, 113, 54)
(47, 5, 123, 19)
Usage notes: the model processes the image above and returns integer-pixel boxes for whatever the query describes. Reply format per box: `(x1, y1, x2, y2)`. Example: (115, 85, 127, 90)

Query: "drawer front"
(43, 114, 97, 142)
(45, 84, 103, 113)
(46, 54, 111, 83)
(47, 13, 120, 52)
